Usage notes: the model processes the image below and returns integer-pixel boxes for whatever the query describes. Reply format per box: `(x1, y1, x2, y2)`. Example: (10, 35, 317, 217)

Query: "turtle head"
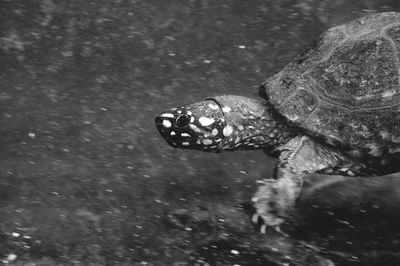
(156, 95, 279, 152)
(155, 99, 226, 151)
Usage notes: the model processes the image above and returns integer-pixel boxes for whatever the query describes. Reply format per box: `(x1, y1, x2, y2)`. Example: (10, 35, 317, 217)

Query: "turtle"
(155, 12, 400, 231)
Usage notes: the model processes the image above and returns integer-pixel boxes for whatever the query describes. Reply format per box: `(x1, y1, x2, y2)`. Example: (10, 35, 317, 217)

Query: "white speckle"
(238, 125, 244, 130)
(202, 139, 213, 145)
(181, 133, 191, 137)
(222, 106, 232, 113)
(288, 114, 299, 121)
(208, 103, 219, 110)
(11, 232, 20, 237)
(234, 137, 240, 143)
(187, 111, 192, 115)
(237, 45, 246, 49)
(346, 170, 355, 176)
(382, 90, 396, 98)
(62, 51, 74, 57)
(190, 116, 195, 123)
(184, 227, 192, 231)
(223, 125, 233, 136)
(190, 124, 201, 133)
(170, 131, 176, 136)
(162, 120, 172, 128)
(212, 128, 218, 136)
(5, 254, 17, 262)
(182, 142, 190, 146)
(203, 59, 211, 64)
(28, 132, 35, 139)
(230, 249, 240, 255)
(380, 130, 390, 140)
(199, 117, 215, 126)
(160, 113, 174, 118)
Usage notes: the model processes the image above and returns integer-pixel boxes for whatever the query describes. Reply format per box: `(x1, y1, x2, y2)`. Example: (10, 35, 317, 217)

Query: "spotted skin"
(156, 96, 298, 152)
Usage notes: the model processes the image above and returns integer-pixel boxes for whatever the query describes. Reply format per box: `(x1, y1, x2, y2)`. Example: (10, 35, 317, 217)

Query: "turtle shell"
(260, 12, 400, 150)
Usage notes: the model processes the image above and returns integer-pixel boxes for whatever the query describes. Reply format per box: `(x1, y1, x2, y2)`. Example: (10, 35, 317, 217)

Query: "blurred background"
(1, 0, 400, 265)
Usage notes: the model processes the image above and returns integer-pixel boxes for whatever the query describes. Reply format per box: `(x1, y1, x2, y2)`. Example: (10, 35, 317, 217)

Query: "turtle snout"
(155, 113, 175, 136)
(156, 111, 193, 148)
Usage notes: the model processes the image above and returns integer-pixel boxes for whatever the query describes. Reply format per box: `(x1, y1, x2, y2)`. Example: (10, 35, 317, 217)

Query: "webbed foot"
(251, 176, 302, 234)
(251, 179, 287, 232)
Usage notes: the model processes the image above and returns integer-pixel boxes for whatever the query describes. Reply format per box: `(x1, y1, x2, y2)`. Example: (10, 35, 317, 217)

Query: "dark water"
(1, 1, 400, 265)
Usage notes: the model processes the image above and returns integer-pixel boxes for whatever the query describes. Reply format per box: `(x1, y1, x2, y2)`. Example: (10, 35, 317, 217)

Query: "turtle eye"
(175, 114, 191, 128)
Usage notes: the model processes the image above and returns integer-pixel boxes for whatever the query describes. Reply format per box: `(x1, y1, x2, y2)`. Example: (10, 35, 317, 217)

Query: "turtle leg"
(252, 135, 351, 231)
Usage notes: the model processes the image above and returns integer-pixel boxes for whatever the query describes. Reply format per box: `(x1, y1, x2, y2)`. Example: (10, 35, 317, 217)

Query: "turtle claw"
(260, 222, 289, 236)
(251, 213, 268, 233)
(252, 213, 259, 224)
(253, 214, 287, 235)
(274, 224, 281, 233)
(251, 213, 268, 234)
(260, 224, 267, 234)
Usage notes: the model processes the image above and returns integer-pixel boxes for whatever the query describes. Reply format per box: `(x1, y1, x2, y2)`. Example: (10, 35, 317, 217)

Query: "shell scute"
(308, 35, 399, 109)
(279, 88, 319, 122)
(261, 73, 298, 107)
